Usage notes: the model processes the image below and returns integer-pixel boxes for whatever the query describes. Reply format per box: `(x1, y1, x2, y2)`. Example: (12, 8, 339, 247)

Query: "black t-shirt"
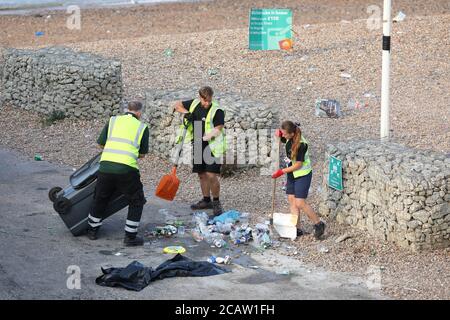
(97, 112, 149, 173)
(281, 137, 308, 179)
(182, 99, 225, 146)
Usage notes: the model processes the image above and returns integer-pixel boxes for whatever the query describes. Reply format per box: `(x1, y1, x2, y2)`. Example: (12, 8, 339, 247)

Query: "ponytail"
(281, 120, 302, 161)
(291, 127, 302, 161)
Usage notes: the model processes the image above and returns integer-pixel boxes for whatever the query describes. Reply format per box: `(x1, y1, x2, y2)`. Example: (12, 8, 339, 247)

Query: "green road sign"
(249, 8, 292, 50)
(328, 156, 343, 191)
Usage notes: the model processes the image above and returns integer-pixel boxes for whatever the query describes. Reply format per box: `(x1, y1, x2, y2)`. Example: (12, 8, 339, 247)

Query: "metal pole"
(381, 0, 391, 140)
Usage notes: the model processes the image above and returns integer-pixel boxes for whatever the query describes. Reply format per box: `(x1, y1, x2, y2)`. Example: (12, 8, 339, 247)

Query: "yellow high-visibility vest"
(100, 114, 147, 170)
(176, 99, 227, 157)
(289, 135, 312, 178)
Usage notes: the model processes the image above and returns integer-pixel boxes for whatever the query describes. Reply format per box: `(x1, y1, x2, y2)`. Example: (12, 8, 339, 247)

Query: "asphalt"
(0, 147, 385, 300)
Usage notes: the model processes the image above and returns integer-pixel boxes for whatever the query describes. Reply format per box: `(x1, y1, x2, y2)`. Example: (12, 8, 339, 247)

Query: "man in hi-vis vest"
(173, 86, 226, 216)
(87, 101, 149, 246)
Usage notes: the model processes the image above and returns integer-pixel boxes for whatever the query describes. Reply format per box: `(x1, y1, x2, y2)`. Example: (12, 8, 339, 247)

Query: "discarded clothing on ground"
(95, 254, 230, 291)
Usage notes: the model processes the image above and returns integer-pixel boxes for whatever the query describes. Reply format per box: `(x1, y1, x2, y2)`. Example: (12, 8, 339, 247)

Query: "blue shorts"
(286, 172, 312, 199)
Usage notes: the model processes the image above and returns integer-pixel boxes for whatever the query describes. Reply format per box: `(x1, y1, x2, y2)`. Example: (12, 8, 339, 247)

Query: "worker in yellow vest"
(272, 120, 326, 240)
(173, 86, 226, 216)
(87, 101, 149, 246)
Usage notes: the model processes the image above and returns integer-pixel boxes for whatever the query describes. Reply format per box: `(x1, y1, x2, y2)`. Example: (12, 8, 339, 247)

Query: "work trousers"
(89, 171, 146, 235)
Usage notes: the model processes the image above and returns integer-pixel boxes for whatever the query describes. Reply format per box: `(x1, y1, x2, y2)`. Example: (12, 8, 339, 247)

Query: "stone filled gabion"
(319, 140, 450, 252)
(0, 46, 122, 118)
(143, 89, 280, 169)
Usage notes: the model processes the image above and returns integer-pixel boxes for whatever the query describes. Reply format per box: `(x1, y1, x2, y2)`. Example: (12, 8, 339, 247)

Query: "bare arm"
(98, 144, 104, 149)
(203, 125, 224, 141)
(138, 154, 145, 159)
(173, 100, 189, 114)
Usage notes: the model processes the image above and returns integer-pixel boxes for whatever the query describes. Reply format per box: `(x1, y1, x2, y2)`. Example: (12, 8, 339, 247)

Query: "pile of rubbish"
(144, 209, 274, 251)
(146, 225, 178, 237)
(191, 210, 273, 249)
(145, 209, 186, 238)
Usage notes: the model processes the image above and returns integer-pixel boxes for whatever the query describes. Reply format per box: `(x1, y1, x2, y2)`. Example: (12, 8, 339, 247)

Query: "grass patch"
(40, 110, 66, 126)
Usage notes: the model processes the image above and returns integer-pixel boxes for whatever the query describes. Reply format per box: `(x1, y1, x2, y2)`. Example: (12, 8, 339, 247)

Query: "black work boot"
(124, 233, 144, 247)
(212, 200, 223, 216)
(297, 228, 305, 237)
(190, 199, 213, 210)
(87, 226, 99, 240)
(313, 221, 326, 240)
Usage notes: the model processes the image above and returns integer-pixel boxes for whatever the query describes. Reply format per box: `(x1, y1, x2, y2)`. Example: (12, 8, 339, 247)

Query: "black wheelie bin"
(48, 152, 129, 236)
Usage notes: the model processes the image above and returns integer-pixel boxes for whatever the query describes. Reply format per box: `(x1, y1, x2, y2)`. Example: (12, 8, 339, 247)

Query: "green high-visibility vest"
(100, 114, 147, 170)
(289, 135, 312, 178)
(177, 99, 227, 157)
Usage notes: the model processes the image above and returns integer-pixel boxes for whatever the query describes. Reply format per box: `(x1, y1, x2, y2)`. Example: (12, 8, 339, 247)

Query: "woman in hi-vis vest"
(272, 120, 326, 240)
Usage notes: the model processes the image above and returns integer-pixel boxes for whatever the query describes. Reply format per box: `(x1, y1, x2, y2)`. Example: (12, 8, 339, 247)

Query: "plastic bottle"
(204, 231, 223, 244)
(229, 230, 238, 243)
(216, 222, 233, 234)
(255, 223, 269, 232)
(214, 239, 227, 248)
(191, 228, 204, 242)
(239, 212, 250, 223)
(199, 223, 211, 236)
(253, 224, 272, 249)
(164, 48, 173, 57)
(193, 212, 209, 226)
(258, 233, 272, 249)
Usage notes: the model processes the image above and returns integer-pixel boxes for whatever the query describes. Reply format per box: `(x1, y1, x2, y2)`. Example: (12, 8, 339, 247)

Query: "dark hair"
(128, 101, 143, 112)
(281, 120, 301, 161)
(199, 86, 214, 99)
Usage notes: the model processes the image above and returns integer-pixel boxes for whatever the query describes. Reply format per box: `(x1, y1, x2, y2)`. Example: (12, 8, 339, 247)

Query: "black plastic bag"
(95, 254, 230, 291)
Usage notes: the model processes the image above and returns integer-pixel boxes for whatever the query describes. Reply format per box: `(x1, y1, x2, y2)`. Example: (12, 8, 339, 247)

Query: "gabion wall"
(0, 46, 122, 118)
(319, 140, 450, 252)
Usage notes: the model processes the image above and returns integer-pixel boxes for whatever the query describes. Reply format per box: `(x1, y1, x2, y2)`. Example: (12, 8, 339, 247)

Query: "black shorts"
(286, 171, 312, 199)
(192, 143, 222, 174)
